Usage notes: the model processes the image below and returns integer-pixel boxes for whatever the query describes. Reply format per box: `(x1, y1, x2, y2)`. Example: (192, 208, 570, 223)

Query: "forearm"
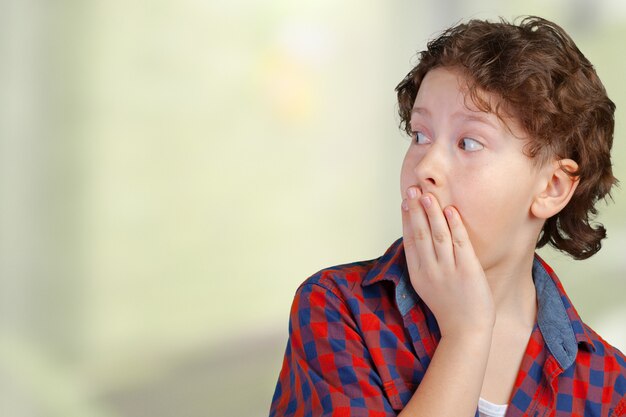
(398, 331, 492, 417)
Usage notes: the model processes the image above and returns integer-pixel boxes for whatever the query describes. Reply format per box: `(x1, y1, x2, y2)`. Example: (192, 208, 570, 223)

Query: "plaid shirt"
(269, 237, 626, 417)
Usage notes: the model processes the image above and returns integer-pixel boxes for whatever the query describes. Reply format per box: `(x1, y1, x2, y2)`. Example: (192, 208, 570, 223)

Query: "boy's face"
(400, 66, 544, 270)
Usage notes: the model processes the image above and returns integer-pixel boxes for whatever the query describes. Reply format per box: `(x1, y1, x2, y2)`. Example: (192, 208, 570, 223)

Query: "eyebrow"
(457, 113, 499, 129)
(411, 107, 498, 129)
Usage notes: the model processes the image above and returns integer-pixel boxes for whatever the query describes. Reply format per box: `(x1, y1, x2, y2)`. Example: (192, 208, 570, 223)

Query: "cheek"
(448, 172, 503, 243)
(452, 169, 532, 248)
(448, 171, 488, 213)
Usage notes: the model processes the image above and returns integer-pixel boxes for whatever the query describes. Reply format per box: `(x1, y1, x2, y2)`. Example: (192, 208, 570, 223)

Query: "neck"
(483, 247, 538, 328)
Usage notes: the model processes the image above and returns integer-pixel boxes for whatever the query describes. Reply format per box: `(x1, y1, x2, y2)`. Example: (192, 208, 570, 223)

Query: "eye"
(414, 131, 430, 145)
(459, 137, 484, 152)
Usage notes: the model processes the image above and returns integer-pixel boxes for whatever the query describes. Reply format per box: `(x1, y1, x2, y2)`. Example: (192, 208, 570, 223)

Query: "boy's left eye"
(459, 137, 484, 152)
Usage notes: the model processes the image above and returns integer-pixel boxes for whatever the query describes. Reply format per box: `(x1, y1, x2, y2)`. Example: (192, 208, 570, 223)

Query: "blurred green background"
(0, 1, 624, 416)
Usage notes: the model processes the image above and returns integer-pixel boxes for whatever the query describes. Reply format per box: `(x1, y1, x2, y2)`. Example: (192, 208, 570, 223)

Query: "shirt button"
(402, 293, 407, 299)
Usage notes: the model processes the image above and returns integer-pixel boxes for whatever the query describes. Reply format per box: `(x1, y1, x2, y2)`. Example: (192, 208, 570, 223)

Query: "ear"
(531, 159, 579, 219)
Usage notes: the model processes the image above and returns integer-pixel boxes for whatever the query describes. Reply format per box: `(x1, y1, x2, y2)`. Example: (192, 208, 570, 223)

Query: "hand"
(401, 187, 495, 338)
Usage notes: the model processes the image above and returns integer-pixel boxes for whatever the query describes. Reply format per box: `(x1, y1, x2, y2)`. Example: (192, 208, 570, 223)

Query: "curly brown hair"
(395, 16, 617, 260)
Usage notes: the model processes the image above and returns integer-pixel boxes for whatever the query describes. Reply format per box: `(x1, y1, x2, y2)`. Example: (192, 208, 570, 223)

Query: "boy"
(269, 16, 626, 417)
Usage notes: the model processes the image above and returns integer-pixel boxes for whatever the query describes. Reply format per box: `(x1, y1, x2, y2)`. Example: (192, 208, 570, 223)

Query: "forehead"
(412, 67, 527, 137)
(413, 67, 490, 116)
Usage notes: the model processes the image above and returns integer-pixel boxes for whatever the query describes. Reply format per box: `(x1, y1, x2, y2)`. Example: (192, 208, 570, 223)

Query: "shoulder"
(575, 322, 626, 414)
(296, 258, 376, 301)
(293, 237, 406, 303)
(299, 259, 376, 292)
(284, 259, 380, 338)
(288, 237, 406, 321)
(581, 322, 626, 381)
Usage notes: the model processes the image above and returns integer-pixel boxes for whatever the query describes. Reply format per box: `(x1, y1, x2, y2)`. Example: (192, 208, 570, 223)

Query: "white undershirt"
(478, 397, 508, 417)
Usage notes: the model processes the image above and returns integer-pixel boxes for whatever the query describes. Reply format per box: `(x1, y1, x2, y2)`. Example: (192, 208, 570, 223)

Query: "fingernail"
(407, 187, 417, 199)
(444, 207, 453, 218)
(420, 196, 431, 208)
(401, 199, 409, 211)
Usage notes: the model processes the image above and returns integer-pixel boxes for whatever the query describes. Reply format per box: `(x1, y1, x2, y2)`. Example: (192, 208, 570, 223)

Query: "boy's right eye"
(414, 131, 430, 145)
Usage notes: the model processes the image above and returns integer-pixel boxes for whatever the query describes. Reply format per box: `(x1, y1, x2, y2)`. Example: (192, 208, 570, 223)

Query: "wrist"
(440, 327, 494, 347)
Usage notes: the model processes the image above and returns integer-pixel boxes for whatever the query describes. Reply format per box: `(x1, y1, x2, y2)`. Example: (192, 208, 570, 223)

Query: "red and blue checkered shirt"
(269, 237, 626, 417)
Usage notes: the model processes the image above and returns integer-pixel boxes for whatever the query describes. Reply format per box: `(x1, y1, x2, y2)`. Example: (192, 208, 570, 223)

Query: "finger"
(401, 200, 420, 268)
(402, 187, 436, 266)
(443, 205, 477, 266)
(402, 197, 426, 286)
(420, 193, 454, 266)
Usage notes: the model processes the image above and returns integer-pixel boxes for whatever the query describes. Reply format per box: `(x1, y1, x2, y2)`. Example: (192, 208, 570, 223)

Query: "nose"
(413, 141, 446, 188)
